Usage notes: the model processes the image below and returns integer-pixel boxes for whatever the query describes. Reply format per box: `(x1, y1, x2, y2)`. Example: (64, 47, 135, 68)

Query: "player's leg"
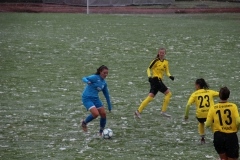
(225, 133, 239, 160)
(160, 81, 172, 117)
(81, 97, 99, 132)
(95, 99, 107, 135)
(198, 122, 205, 144)
(137, 93, 154, 113)
(82, 107, 99, 132)
(161, 90, 172, 111)
(219, 153, 228, 160)
(98, 107, 107, 135)
(214, 132, 227, 159)
(135, 79, 158, 118)
(197, 118, 206, 144)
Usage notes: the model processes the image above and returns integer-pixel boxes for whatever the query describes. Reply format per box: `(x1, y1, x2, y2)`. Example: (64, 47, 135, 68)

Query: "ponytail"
(95, 65, 108, 74)
(195, 78, 209, 89)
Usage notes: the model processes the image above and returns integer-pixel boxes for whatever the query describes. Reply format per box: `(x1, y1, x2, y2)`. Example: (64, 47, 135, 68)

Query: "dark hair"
(195, 78, 209, 89)
(219, 87, 230, 100)
(155, 47, 166, 58)
(95, 65, 108, 74)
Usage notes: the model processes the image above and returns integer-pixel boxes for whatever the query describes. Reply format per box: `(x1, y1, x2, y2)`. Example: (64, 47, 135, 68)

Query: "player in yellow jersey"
(205, 87, 240, 160)
(134, 48, 174, 118)
(184, 78, 219, 144)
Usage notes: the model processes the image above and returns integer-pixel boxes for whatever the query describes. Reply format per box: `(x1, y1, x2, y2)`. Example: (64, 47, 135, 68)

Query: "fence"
(42, 0, 175, 6)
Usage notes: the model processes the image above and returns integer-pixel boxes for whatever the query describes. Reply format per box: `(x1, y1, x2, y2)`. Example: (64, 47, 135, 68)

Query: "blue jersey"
(82, 74, 112, 111)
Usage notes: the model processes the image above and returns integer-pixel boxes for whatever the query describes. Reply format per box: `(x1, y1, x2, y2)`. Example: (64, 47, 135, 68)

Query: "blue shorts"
(82, 96, 103, 111)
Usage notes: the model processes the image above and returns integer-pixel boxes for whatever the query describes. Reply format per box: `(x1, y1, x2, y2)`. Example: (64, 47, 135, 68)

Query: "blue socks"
(85, 114, 94, 123)
(100, 117, 106, 129)
(84, 114, 106, 133)
(84, 114, 106, 129)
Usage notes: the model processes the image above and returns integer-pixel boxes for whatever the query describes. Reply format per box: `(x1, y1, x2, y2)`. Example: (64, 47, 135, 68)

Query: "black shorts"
(149, 77, 168, 95)
(196, 117, 206, 124)
(214, 131, 239, 159)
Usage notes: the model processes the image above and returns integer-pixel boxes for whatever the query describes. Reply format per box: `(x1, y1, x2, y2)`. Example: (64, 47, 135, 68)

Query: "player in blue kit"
(81, 65, 112, 136)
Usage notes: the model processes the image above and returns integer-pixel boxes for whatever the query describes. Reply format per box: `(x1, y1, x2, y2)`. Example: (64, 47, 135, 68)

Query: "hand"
(184, 116, 188, 121)
(169, 76, 174, 81)
(148, 77, 152, 82)
(109, 110, 111, 113)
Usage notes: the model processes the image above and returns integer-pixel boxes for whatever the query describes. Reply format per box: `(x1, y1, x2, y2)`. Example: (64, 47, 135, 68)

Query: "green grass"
(0, 13, 240, 160)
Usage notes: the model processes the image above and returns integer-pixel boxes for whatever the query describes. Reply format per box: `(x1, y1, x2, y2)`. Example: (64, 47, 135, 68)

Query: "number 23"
(198, 95, 210, 108)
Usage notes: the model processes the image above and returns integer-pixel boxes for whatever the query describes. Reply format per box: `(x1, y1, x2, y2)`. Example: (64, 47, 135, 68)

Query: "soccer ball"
(102, 128, 113, 139)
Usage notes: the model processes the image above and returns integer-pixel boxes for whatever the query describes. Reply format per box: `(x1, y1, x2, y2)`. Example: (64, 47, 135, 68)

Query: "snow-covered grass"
(0, 13, 240, 160)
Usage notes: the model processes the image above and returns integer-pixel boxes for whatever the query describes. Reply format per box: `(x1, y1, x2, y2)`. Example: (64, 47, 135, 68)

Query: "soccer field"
(0, 13, 240, 160)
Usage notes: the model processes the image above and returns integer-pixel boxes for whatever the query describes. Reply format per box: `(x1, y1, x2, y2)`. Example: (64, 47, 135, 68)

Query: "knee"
(166, 91, 172, 97)
(92, 112, 99, 118)
(100, 111, 107, 118)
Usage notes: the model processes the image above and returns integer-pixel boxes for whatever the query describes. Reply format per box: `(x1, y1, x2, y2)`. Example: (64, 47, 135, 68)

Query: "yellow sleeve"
(211, 90, 219, 97)
(184, 104, 191, 118)
(205, 120, 212, 127)
(236, 117, 240, 129)
(147, 67, 151, 77)
(187, 93, 195, 106)
(165, 61, 171, 77)
(205, 107, 213, 127)
(147, 59, 156, 77)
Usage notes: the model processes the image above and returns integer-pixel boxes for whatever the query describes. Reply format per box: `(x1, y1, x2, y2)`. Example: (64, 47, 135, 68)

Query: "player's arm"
(147, 59, 157, 77)
(212, 91, 219, 97)
(184, 104, 191, 120)
(82, 75, 96, 84)
(236, 117, 240, 130)
(147, 59, 157, 82)
(205, 107, 213, 127)
(233, 104, 240, 129)
(184, 95, 195, 120)
(165, 61, 174, 81)
(102, 84, 112, 112)
(147, 67, 151, 78)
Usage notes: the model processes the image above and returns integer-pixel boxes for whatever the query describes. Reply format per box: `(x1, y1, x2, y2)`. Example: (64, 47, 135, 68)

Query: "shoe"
(134, 110, 141, 118)
(81, 120, 87, 132)
(160, 111, 171, 117)
(201, 137, 205, 144)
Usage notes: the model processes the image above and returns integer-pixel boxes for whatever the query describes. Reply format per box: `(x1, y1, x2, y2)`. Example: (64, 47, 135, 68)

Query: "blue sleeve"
(102, 83, 112, 111)
(82, 75, 97, 84)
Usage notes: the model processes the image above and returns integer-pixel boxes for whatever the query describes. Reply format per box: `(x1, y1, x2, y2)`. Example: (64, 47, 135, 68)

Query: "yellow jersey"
(206, 102, 239, 133)
(147, 58, 171, 80)
(187, 89, 219, 118)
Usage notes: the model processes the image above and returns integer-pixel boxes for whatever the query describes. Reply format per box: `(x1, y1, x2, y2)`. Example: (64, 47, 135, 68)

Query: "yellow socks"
(198, 123, 205, 136)
(137, 96, 153, 113)
(161, 92, 172, 112)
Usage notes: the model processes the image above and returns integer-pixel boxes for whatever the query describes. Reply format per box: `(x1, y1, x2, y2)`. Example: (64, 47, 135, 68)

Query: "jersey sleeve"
(82, 74, 97, 84)
(187, 93, 195, 105)
(147, 67, 151, 77)
(233, 104, 240, 118)
(211, 90, 219, 97)
(205, 106, 214, 127)
(184, 93, 195, 117)
(102, 83, 112, 111)
(147, 59, 157, 77)
(165, 60, 171, 77)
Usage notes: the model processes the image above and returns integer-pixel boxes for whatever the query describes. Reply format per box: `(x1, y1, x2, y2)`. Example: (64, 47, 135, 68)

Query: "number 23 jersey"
(187, 89, 219, 118)
(207, 102, 239, 133)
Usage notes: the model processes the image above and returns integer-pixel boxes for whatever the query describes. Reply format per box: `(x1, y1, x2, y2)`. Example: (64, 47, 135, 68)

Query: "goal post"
(87, 0, 89, 14)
